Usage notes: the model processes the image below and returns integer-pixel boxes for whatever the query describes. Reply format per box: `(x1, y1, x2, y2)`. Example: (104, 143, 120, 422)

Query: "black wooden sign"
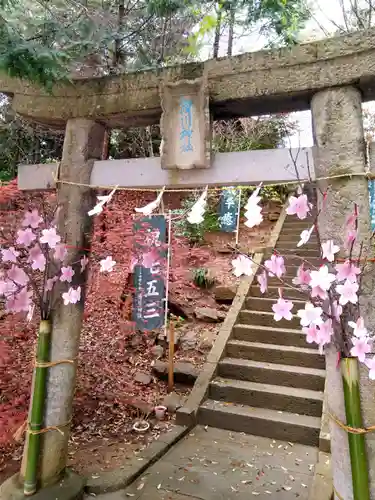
(132, 215, 167, 331)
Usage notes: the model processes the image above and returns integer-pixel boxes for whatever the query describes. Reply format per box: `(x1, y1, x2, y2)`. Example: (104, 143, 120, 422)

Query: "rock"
(217, 247, 232, 254)
(168, 290, 193, 319)
(194, 307, 226, 323)
(125, 398, 153, 415)
(199, 330, 218, 350)
(134, 371, 152, 385)
(151, 345, 164, 359)
(268, 212, 281, 221)
(180, 330, 198, 351)
(152, 361, 198, 385)
(130, 333, 144, 349)
(214, 285, 237, 303)
(162, 392, 185, 413)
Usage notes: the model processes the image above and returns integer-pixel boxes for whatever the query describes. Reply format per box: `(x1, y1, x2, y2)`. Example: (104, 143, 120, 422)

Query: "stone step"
(282, 256, 322, 268)
(198, 400, 320, 446)
(244, 297, 305, 313)
(249, 285, 304, 300)
(278, 225, 313, 235)
(233, 323, 307, 348)
(258, 275, 301, 287)
(273, 248, 320, 258)
(275, 238, 319, 249)
(239, 310, 301, 330)
(209, 377, 323, 417)
(226, 340, 325, 369)
(218, 358, 325, 391)
(266, 278, 303, 289)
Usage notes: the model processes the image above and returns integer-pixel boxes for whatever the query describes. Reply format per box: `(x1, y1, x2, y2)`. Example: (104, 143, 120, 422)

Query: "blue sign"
(219, 187, 240, 233)
(369, 181, 375, 232)
(179, 97, 194, 153)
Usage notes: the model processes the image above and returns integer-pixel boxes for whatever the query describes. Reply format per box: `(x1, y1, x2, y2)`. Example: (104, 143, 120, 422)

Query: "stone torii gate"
(2, 27, 375, 500)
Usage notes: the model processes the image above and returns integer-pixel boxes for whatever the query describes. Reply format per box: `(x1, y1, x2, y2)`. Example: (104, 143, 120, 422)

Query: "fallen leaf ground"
(0, 183, 279, 481)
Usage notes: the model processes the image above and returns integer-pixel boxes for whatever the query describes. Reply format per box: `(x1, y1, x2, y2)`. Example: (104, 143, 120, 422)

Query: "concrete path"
(85, 426, 320, 499)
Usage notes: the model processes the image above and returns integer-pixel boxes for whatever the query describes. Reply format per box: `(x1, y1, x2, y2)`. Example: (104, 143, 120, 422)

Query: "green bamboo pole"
(24, 319, 51, 496)
(341, 357, 370, 500)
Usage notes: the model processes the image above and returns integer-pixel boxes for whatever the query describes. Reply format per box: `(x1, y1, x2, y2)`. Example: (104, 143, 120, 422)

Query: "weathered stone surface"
(150, 345, 164, 359)
(160, 77, 211, 170)
(19, 119, 106, 487)
(162, 392, 185, 413)
(198, 330, 217, 350)
(0, 470, 85, 500)
(134, 372, 152, 385)
(179, 330, 197, 351)
(194, 307, 225, 323)
(5, 29, 375, 127)
(152, 361, 198, 385)
(312, 86, 375, 500)
(213, 285, 237, 303)
(126, 398, 153, 416)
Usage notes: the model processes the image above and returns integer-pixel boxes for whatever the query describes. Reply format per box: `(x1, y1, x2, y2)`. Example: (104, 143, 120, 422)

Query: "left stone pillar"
(36, 119, 106, 485)
(0, 119, 106, 500)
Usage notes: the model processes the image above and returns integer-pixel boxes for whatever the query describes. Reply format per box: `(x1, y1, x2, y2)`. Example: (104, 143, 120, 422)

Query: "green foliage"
(192, 267, 216, 289)
(248, 0, 310, 46)
(169, 313, 185, 328)
(212, 116, 297, 154)
(173, 195, 220, 244)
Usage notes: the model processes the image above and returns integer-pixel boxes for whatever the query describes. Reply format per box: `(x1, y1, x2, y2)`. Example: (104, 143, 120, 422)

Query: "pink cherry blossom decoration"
(257, 271, 268, 294)
(292, 265, 311, 287)
(297, 226, 314, 247)
(60, 266, 75, 283)
(286, 194, 310, 220)
(272, 298, 294, 321)
(7, 265, 29, 286)
(311, 286, 328, 300)
(365, 357, 375, 380)
(348, 317, 368, 339)
(62, 286, 81, 305)
(309, 266, 336, 291)
(330, 300, 343, 323)
(16, 228, 36, 247)
(303, 325, 320, 344)
(232, 255, 253, 277)
(350, 337, 371, 363)
(46, 276, 58, 291)
(80, 255, 89, 273)
(297, 303, 323, 327)
(54, 244, 68, 262)
(100, 256, 116, 273)
(335, 260, 360, 283)
(336, 279, 359, 306)
(40, 228, 61, 249)
(1, 247, 19, 263)
(264, 254, 286, 279)
(316, 319, 333, 347)
(321, 240, 340, 262)
(8, 288, 33, 313)
(28, 245, 46, 272)
(22, 209, 42, 229)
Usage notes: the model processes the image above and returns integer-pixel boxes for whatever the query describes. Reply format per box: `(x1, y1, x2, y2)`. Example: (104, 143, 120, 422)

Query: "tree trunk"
(227, 4, 235, 57)
(113, 0, 125, 68)
(213, 5, 222, 58)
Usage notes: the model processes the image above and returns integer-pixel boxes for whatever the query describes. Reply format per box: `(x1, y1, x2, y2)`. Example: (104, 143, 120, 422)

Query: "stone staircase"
(197, 211, 326, 447)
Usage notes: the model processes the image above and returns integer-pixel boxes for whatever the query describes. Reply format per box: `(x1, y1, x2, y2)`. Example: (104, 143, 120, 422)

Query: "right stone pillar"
(311, 86, 375, 500)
